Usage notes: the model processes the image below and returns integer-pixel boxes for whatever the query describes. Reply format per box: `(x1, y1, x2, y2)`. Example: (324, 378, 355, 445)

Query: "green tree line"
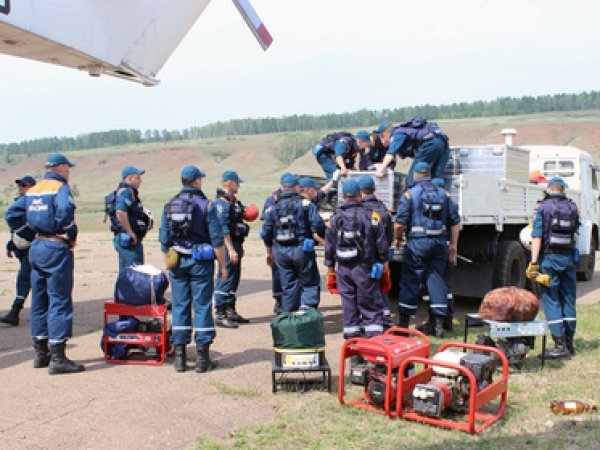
(3, 90, 600, 157)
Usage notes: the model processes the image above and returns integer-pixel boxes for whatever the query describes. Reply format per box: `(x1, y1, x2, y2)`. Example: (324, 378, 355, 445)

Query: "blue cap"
(432, 178, 445, 187)
(281, 172, 299, 187)
(358, 175, 375, 191)
(181, 165, 206, 182)
(343, 179, 361, 197)
(15, 176, 36, 186)
(122, 166, 145, 179)
(45, 153, 75, 168)
(548, 177, 568, 189)
(222, 170, 243, 183)
(355, 130, 370, 142)
(413, 162, 431, 174)
(299, 177, 320, 188)
(378, 121, 391, 133)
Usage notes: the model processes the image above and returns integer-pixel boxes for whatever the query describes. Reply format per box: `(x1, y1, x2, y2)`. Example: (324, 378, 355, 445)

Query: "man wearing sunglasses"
(2, 176, 36, 326)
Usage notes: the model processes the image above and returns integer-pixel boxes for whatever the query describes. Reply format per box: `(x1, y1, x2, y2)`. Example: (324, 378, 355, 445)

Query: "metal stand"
(271, 348, 331, 393)
(463, 313, 547, 368)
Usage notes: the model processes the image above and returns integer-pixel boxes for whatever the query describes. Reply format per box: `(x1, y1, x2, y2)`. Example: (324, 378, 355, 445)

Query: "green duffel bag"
(271, 308, 325, 350)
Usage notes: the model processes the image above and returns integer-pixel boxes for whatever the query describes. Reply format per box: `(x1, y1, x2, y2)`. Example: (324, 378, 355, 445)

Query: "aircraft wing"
(0, 0, 273, 86)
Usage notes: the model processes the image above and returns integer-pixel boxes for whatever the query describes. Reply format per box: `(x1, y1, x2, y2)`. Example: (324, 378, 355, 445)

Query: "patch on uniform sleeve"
(216, 203, 224, 214)
(371, 211, 381, 222)
(404, 192, 411, 199)
(124, 197, 132, 207)
(302, 199, 311, 207)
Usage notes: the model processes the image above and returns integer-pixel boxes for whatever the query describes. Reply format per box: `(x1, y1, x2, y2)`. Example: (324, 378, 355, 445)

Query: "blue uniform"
(358, 133, 394, 171)
(361, 194, 394, 327)
(18, 172, 78, 347)
(5, 196, 34, 311)
(112, 182, 145, 271)
(388, 119, 449, 186)
(212, 192, 249, 308)
(395, 178, 460, 318)
(532, 194, 578, 337)
(312, 133, 357, 180)
(262, 191, 325, 311)
(262, 191, 283, 306)
(159, 187, 224, 346)
(325, 201, 388, 338)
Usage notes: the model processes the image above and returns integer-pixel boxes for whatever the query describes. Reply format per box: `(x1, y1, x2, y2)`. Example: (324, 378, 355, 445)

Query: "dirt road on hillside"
(0, 233, 598, 449)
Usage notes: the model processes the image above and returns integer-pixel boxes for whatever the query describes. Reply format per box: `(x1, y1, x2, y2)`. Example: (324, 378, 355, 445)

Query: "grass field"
(3, 109, 600, 233)
(192, 302, 600, 449)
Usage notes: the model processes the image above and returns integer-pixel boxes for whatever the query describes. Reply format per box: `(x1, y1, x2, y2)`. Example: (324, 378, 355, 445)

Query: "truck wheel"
(493, 240, 526, 289)
(577, 237, 596, 282)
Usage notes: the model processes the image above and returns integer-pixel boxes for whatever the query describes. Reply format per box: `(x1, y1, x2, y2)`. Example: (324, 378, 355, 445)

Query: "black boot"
(33, 339, 51, 368)
(434, 317, 445, 338)
(398, 314, 411, 328)
(542, 335, 571, 360)
(48, 343, 85, 375)
(0, 304, 22, 326)
(215, 305, 238, 329)
(227, 303, 249, 324)
(196, 345, 218, 373)
(565, 332, 576, 356)
(443, 314, 454, 332)
(416, 314, 435, 335)
(174, 345, 186, 372)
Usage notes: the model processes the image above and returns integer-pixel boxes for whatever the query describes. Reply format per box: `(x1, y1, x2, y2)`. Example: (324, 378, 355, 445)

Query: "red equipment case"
(338, 327, 430, 417)
(396, 342, 509, 434)
(103, 301, 171, 366)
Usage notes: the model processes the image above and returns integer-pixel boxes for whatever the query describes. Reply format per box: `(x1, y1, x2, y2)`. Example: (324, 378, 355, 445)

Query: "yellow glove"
(536, 273, 551, 287)
(526, 262, 540, 280)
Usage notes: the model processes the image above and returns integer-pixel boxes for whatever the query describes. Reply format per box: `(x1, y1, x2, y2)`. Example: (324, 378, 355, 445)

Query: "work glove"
(380, 269, 392, 293)
(536, 273, 551, 287)
(526, 262, 540, 280)
(327, 271, 339, 295)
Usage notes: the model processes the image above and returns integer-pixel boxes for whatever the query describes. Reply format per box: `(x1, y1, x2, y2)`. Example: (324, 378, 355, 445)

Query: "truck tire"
(577, 237, 596, 282)
(493, 240, 526, 289)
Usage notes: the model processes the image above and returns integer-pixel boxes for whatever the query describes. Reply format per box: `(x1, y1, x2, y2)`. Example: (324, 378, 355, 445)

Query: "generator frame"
(338, 327, 430, 418)
(397, 342, 509, 434)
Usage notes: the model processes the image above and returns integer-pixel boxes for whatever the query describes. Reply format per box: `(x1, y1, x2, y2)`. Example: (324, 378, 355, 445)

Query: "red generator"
(396, 342, 509, 434)
(103, 301, 171, 366)
(338, 327, 430, 417)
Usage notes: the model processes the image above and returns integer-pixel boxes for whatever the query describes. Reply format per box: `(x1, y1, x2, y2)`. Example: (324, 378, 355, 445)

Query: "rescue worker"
(417, 178, 457, 335)
(262, 173, 325, 312)
(111, 166, 149, 271)
(213, 170, 251, 329)
(261, 184, 283, 313)
(355, 130, 394, 171)
(299, 176, 335, 207)
(14, 153, 84, 374)
(394, 162, 460, 337)
(159, 165, 228, 373)
(2, 176, 36, 326)
(312, 132, 358, 181)
(325, 179, 388, 338)
(376, 117, 450, 186)
(358, 175, 394, 329)
(528, 177, 579, 358)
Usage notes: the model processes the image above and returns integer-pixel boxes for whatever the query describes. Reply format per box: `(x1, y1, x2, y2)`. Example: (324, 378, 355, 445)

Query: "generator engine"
(351, 363, 397, 409)
(412, 350, 496, 418)
(476, 335, 533, 367)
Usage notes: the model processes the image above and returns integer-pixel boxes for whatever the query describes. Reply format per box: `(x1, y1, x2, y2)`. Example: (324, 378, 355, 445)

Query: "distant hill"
(2, 109, 600, 232)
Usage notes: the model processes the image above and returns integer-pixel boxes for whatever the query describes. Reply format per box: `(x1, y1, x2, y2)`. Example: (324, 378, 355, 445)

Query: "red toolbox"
(338, 327, 430, 417)
(396, 342, 509, 434)
(103, 302, 171, 366)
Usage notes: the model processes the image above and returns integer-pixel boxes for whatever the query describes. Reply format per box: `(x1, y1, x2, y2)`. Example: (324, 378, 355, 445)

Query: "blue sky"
(1, 0, 599, 143)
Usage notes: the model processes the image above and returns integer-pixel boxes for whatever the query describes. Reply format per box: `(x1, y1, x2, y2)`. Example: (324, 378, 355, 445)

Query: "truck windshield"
(544, 160, 575, 177)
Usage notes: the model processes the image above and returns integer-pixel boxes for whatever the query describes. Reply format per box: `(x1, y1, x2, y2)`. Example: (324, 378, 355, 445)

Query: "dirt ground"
(0, 233, 598, 449)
